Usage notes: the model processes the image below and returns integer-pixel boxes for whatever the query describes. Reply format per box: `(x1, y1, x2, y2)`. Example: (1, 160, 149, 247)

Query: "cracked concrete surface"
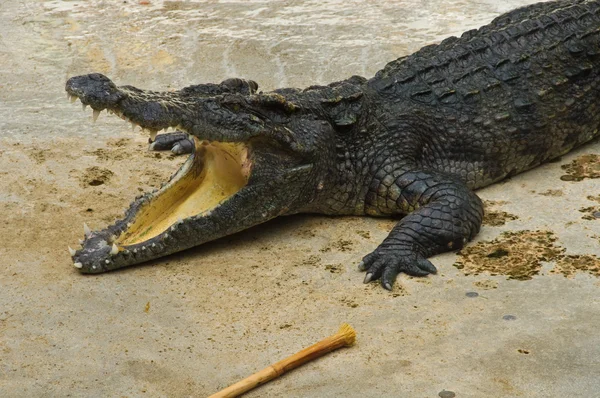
(0, 1, 599, 397)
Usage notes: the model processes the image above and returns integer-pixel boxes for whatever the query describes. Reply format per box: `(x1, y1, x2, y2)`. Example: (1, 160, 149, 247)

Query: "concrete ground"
(1, 0, 599, 397)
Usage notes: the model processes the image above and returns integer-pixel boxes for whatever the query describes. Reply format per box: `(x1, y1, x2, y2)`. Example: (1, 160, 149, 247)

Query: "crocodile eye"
(220, 95, 244, 113)
(220, 78, 259, 95)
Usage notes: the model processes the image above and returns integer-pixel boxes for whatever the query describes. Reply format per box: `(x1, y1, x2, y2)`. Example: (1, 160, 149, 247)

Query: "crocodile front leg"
(359, 169, 484, 290)
(149, 131, 194, 155)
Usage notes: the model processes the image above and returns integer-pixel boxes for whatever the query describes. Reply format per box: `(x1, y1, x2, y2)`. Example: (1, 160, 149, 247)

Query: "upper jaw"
(66, 73, 321, 158)
(65, 73, 263, 143)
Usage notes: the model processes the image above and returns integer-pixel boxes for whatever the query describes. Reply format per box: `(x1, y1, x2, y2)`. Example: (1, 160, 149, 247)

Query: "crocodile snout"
(66, 73, 127, 110)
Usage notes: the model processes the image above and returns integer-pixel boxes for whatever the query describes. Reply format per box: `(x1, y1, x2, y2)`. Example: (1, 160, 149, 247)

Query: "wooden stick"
(208, 323, 356, 398)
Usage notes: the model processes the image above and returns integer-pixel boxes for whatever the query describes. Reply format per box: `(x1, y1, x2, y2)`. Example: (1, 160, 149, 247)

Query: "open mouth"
(116, 138, 251, 246)
(65, 86, 254, 272)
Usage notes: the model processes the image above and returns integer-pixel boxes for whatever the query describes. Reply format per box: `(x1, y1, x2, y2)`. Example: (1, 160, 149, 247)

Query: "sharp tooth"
(73, 262, 83, 269)
(79, 239, 84, 245)
(68, 246, 76, 256)
(82, 103, 87, 111)
(70, 95, 77, 103)
(92, 109, 100, 122)
(149, 130, 158, 141)
(131, 122, 136, 131)
(110, 243, 119, 255)
(83, 223, 91, 236)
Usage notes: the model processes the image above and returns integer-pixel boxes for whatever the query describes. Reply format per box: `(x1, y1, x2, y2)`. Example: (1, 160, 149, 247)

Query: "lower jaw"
(73, 137, 252, 273)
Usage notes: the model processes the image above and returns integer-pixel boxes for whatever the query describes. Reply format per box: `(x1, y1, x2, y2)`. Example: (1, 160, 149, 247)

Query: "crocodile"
(66, 0, 600, 290)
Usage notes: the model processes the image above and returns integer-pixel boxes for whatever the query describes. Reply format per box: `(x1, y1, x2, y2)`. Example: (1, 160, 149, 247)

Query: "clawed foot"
(358, 246, 437, 290)
(148, 132, 194, 155)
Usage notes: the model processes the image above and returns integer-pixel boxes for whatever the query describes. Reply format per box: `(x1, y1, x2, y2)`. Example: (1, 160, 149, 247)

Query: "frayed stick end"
(337, 323, 356, 346)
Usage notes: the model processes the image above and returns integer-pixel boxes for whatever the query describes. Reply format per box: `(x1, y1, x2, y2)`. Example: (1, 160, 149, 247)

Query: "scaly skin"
(66, 0, 600, 290)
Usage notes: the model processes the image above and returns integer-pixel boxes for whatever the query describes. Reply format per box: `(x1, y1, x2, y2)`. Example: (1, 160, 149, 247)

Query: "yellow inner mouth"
(116, 140, 250, 246)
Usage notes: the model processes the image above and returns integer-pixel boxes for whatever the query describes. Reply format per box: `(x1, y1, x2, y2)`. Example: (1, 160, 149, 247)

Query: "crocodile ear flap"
(248, 93, 300, 114)
(220, 78, 259, 95)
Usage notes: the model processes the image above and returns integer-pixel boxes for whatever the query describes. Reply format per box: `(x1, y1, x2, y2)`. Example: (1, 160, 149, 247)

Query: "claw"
(363, 272, 373, 284)
(171, 143, 183, 154)
(417, 258, 437, 274)
(383, 282, 393, 291)
(357, 261, 366, 271)
(83, 222, 92, 236)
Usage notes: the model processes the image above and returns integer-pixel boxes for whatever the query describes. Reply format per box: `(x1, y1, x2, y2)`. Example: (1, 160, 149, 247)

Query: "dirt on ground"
(579, 206, 600, 220)
(482, 200, 519, 227)
(538, 189, 564, 197)
(454, 230, 600, 280)
(560, 153, 600, 181)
